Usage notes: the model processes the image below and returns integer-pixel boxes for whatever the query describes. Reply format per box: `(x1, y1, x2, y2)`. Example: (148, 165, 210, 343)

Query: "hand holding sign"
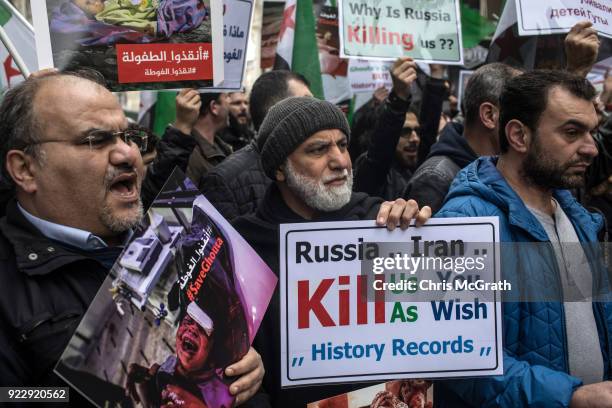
(174, 89, 201, 135)
(565, 21, 600, 77)
(225, 347, 265, 405)
(390, 57, 417, 101)
(376, 198, 432, 231)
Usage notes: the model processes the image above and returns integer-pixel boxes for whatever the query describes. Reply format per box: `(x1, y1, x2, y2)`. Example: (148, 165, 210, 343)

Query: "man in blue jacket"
(436, 69, 612, 407)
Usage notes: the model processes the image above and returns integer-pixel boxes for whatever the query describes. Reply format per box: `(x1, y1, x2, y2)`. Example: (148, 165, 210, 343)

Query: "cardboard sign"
(280, 218, 503, 387)
(32, 0, 224, 91)
(516, 0, 612, 39)
(338, 0, 464, 64)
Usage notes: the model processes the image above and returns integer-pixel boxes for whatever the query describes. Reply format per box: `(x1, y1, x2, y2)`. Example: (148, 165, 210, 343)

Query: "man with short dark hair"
(403, 62, 522, 212)
(172, 90, 233, 189)
(233, 96, 432, 407)
(199, 70, 313, 221)
(219, 91, 255, 151)
(435, 70, 612, 407)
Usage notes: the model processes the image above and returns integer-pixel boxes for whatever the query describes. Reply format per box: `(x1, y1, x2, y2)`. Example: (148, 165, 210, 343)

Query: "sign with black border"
(280, 218, 503, 387)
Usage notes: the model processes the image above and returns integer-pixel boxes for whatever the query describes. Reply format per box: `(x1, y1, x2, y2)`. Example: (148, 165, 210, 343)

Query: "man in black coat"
(0, 71, 264, 406)
(232, 97, 432, 407)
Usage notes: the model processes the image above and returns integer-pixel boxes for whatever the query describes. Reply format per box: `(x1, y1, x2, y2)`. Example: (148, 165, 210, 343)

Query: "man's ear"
(479, 102, 499, 130)
(208, 99, 219, 116)
(5, 150, 38, 193)
(275, 164, 286, 182)
(504, 120, 530, 154)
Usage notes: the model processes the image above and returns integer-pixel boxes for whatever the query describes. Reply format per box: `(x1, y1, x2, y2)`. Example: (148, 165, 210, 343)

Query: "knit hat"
(258, 97, 350, 179)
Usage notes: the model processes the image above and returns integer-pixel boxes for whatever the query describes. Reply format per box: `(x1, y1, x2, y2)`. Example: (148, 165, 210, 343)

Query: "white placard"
(214, 0, 253, 90)
(338, 0, 464, 65)
(516, 0, 612, 39)
(348, 58, 393, 94)
(457, 70, 474, 114)
(280, 217, 503, 387)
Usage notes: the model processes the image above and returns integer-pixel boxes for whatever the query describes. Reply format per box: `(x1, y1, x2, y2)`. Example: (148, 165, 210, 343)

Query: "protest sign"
(32, 0, 224, 92)
(214, 0, 253, 91)
(55, 169, 277, 408)
(317, 3, 351, 104)
(280, 217, 503, 387)
(308, 379, 434, 408)
(516, 0, 612, 39)
(338, 0, 464, 65)
(348, 58, 393, 94)
(457, 70, 474, 114)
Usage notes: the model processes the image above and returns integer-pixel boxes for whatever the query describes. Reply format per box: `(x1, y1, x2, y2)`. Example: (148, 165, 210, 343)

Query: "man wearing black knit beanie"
(232, 96, 432, 407)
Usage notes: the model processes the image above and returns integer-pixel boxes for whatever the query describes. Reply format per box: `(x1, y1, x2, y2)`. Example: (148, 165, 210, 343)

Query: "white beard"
(284, 160, 353, 212)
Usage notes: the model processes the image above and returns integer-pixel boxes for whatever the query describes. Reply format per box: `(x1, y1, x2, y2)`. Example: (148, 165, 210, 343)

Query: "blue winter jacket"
(434, 156, 612, 408)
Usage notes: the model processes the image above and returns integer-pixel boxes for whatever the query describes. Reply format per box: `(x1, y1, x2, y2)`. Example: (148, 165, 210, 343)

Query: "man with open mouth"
(0, 70, 264, 405)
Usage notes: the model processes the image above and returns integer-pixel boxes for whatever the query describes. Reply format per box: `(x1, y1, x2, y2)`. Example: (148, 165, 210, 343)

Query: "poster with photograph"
(308, 379, 434, 408)
(32, 0, 224, 91)
(55, 168, 277, 408)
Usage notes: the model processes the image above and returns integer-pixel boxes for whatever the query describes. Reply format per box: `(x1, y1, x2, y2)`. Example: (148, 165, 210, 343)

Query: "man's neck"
(18, 196, 123, 247)
(193, 118, 219, 145)
(277, 183, 316, 220)
(497, 155, 555, 215)
(464, 125, 497, 157)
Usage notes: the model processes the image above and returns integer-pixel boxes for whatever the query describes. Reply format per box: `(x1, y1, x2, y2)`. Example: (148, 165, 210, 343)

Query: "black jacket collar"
(0, 200, 102, 276)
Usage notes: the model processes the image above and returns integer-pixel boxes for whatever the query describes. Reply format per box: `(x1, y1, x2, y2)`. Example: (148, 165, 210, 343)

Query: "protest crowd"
(2, 0, 612, 407)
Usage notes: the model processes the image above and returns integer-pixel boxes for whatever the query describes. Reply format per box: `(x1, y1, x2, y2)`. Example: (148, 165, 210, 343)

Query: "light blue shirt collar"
(18, 203, 108, 250)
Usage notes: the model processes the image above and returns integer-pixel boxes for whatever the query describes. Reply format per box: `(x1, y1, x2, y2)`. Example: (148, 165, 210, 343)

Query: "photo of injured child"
(125, 304, 238, 408)
(123, 182, 249, 408)
(42, 0, 215, 91)
(308, 379, 433, 408)
(54, 170, 276, 408)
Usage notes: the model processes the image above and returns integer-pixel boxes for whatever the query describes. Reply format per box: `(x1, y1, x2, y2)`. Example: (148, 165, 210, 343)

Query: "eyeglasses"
(400, 126, 421, 137)
(28, 129, 149, 153)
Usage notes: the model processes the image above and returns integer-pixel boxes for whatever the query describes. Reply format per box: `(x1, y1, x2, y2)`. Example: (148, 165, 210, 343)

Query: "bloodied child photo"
(32, 0, 224, 91)
(54, 169, 276, 407)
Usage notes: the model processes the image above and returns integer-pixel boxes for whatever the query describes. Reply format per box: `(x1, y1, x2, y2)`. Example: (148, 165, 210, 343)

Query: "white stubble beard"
(284, 160, 353, 212)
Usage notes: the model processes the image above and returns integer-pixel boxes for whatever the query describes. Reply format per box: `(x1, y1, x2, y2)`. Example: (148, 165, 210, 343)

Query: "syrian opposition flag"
(487, 0, 611, 69)
(0, 0, 37, 90)
(138, 91, 177, 137)
(273, 0, 324, 99)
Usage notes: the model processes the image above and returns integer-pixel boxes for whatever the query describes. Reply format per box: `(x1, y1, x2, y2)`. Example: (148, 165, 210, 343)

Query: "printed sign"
(280, 218, 503, 387)
(56, 169, 277, 408)
(348, 58, 393, 94)
(457, 70, 474, 114)
(338, 0, 464, 64)
(215, 0, 252, 90)
(32, 0, 224, 91)
(308, 379, 434, 408)
(516, 0, 612, 39)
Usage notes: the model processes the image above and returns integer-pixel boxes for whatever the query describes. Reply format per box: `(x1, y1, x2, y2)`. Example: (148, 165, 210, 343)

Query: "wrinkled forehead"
(229, 92, 248, 103)
(542, 86, 598, 129)
(34, 77, 126, 137)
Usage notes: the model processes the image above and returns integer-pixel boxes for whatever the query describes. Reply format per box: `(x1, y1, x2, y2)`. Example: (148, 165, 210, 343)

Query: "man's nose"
(110, 137, 139, 168)
(580, 134, 599, 158)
